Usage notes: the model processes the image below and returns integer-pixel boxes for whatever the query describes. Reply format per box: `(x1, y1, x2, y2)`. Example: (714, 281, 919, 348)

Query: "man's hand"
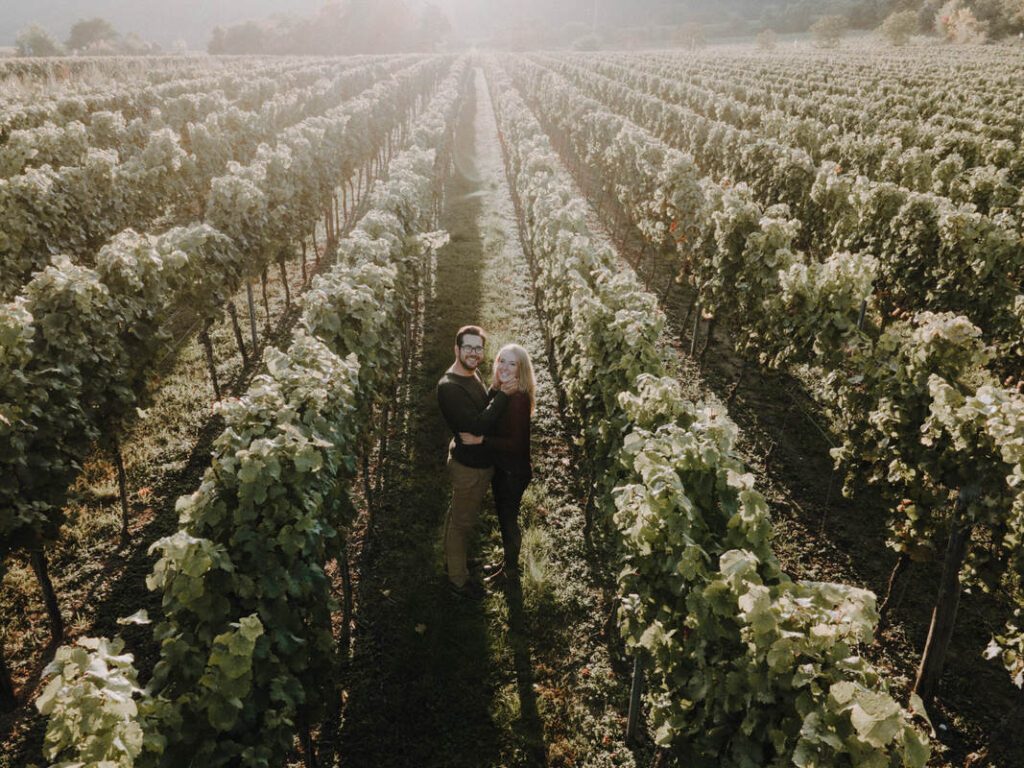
(459, 432, 484, 445)
(499, 378, 518, 395)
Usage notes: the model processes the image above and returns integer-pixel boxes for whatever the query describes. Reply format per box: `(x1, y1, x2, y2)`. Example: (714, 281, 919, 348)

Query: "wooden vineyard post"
(339, 539, 353, 658)
(298, 713, 318, 768)
(278, 256, 291, 309)
(246, 281, 259, 350)
(375, 402, 391, 498)
(913, 486, 977, 705)
(689, 299, 701, 357)
(113, 438, 131, 543)
(199, 323, 221, 400)
(626, 653, 645, 744)
(362, 452, 374, 515)
(260, 268, 270, 325)
(660, 268, 675, 303)
(227, 301, 249, 366)
(30, 545, 64, 645)
(582, 480, 596, 547)
(726, 357, 746, 405)
(0, 646, 16, 712)
(699, 316, 717, 362)
(878, 552, 910, 631)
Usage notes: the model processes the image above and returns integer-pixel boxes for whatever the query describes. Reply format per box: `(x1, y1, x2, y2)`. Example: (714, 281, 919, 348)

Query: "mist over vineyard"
(5, 0, 1024, 52)
(1, 2, 1023, 767)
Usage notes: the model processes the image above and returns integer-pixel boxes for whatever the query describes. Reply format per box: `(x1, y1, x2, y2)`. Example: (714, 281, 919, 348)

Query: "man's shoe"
(448, 579, 486, 601)
(486, 562, 522, 585)
(481, 560, 504, 577)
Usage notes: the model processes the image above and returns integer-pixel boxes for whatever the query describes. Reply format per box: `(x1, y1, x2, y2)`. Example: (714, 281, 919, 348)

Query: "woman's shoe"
(448, 579, 486, 601)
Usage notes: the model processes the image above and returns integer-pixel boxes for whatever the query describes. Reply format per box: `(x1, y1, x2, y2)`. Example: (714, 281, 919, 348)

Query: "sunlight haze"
(3, 0, 715, 50)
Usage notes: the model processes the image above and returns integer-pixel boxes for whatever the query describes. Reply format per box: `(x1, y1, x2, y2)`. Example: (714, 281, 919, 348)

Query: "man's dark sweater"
(437, 369, 508, 468)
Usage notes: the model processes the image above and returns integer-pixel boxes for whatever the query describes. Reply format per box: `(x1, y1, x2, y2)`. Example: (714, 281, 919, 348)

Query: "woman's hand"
(499, 378, 518, 395)
(459, 432, 484, 445)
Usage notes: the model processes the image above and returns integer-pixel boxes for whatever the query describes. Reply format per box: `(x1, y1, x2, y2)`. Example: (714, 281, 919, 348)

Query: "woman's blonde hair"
(492, 343, 536, 413)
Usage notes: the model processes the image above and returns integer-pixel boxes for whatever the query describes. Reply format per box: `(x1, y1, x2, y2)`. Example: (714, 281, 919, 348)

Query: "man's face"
(456, 334, 484, 371)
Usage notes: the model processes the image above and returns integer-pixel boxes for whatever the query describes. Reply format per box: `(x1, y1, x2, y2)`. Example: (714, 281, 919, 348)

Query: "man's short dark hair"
(456, 325, 486, 347)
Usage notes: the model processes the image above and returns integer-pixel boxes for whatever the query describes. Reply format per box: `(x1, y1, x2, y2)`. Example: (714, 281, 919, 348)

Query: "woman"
(460, 343, 536, 582)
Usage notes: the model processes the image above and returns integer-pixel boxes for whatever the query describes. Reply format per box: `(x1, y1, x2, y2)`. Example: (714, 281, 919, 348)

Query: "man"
(437, 325, 514, 599)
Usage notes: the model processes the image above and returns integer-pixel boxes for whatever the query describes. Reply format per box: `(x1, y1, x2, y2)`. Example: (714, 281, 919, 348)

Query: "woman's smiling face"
(496, 351, 519, 383)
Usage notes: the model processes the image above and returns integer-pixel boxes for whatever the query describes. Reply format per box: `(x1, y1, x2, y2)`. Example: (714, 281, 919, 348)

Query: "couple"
(437, 325, 536, 600)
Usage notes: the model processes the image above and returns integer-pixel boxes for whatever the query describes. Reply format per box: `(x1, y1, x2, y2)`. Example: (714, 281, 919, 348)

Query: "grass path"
(336, 68, 641, 768)
(337, 69, 505, 768)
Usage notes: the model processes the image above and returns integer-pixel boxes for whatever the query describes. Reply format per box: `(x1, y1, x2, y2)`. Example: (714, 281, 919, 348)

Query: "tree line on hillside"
(8, 1, 1024, 67)
(789, 0, 1024, 48)
(459, 0, 1024, 51)
(14, 17, 175, 57)
(208, 0, 451, 55)
(716, 0, 1023, 37)
(489, 0, 1024, 49)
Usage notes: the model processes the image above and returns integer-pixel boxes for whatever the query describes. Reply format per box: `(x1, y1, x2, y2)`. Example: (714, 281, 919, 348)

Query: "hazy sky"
(1, 0, 320, 47)
(0, 0, 705, 49)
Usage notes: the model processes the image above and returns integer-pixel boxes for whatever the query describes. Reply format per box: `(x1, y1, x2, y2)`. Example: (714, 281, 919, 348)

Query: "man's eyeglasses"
(460, 344, 484, 354)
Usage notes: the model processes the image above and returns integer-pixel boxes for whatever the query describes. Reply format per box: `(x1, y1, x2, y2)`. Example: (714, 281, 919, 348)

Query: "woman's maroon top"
(487, 391, 532, 477)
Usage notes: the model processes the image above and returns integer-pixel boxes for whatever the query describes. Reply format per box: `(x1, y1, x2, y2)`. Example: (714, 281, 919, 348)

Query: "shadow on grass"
(501, 577, 546, 766)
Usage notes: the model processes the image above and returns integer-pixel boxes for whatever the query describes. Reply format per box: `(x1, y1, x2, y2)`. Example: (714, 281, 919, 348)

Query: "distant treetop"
(208, 0, 452, 55)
